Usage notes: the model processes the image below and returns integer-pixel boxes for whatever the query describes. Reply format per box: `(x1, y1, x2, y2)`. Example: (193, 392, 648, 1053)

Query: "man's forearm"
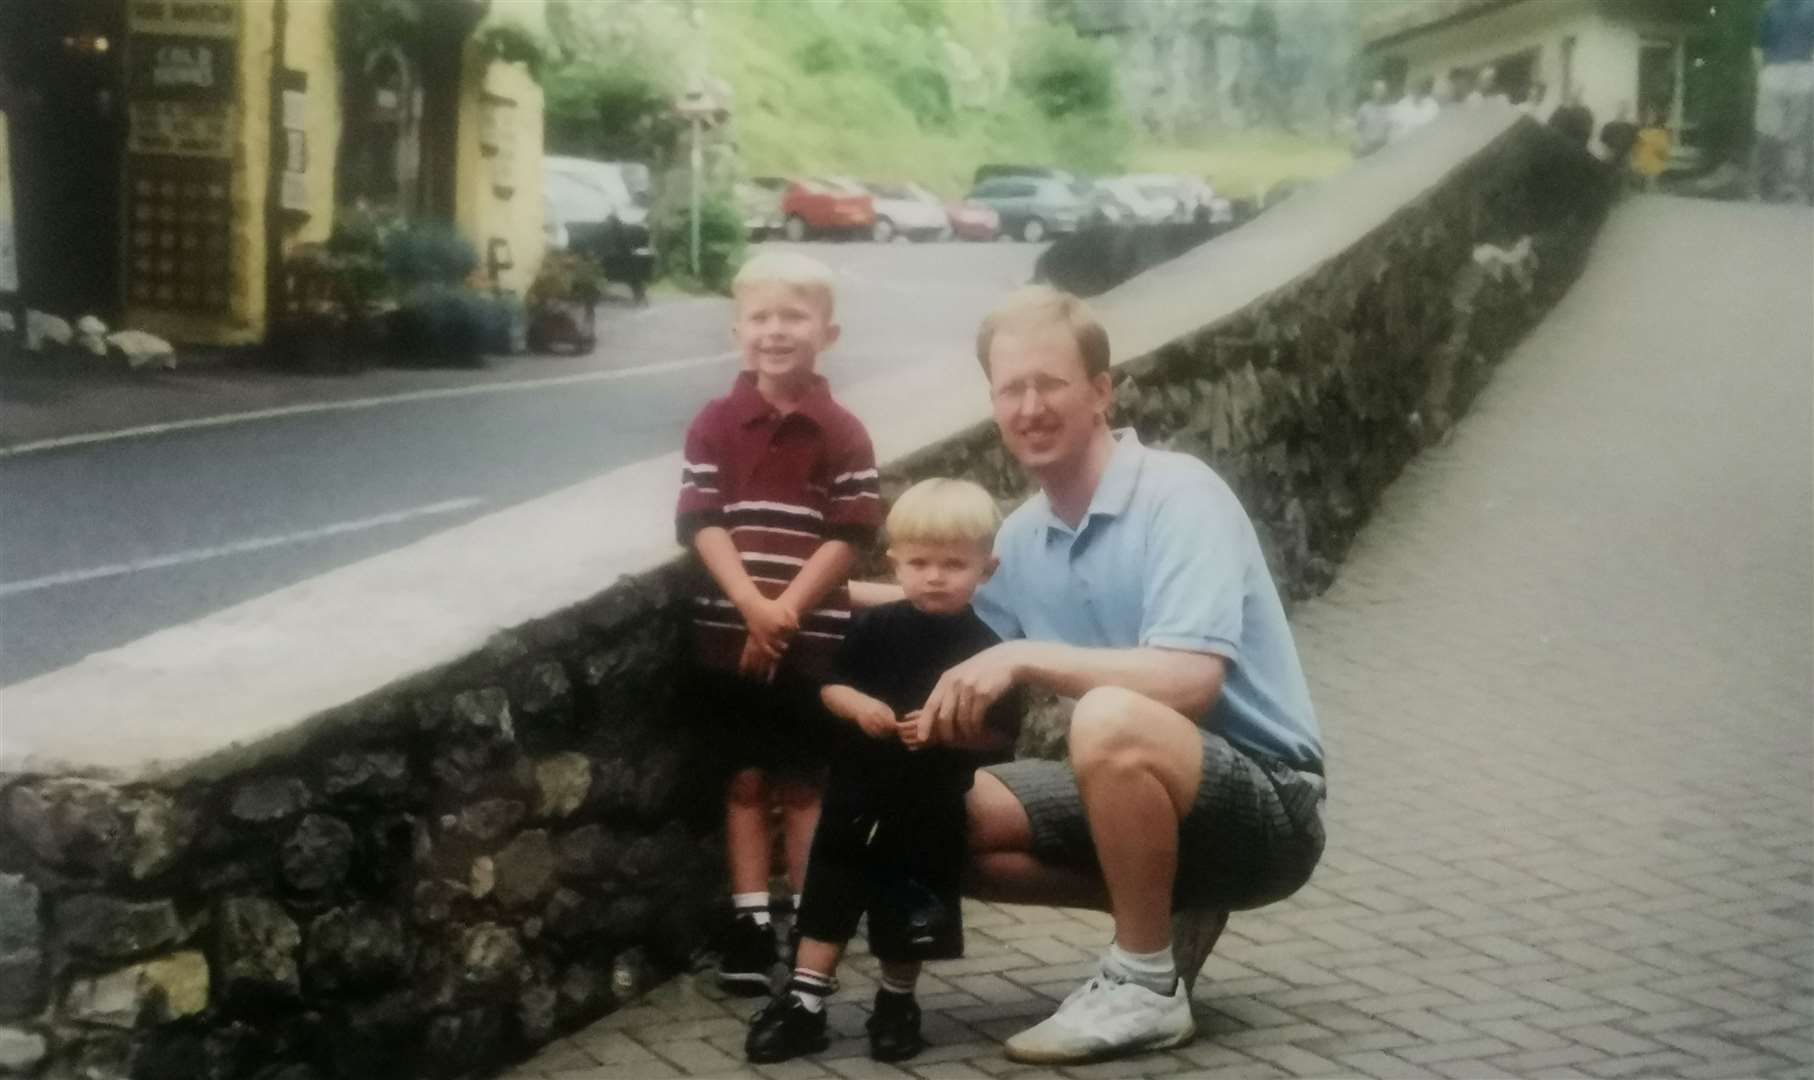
(848, 579, 904, 609)
(1006, 641, 1225, 719)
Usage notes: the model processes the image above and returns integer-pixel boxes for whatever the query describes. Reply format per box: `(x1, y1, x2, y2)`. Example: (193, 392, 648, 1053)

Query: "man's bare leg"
(964, 771, 1110, 910)
(998, 687, 1205, 1065)
(1067, 686, 1205, 951)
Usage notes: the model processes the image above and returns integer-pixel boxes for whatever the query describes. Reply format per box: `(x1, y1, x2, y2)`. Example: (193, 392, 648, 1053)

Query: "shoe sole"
(746, 1035, 829, 1064)
(1003, 1022, 1196, 1065)
(869, 1040, 926, 1063)
(718, 972, 774, 997)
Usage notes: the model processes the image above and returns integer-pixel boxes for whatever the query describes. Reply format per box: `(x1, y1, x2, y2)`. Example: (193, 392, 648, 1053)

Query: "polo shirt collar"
(727, 370, 838, 429)
(1038, 428, 1144, 536)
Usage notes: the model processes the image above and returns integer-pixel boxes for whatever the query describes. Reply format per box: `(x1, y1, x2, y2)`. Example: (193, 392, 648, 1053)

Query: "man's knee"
(1068, 686, 1161, 774)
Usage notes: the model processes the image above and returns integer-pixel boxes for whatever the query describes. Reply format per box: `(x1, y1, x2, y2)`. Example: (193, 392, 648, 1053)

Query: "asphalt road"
(0, 241, 1041, 686)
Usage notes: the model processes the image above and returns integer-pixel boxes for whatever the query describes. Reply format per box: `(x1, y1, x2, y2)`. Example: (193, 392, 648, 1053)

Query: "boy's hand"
(740, 595, 798, 662)
(898, 710, 932, 750)
(738, 636, 780, 683)
(852, 700, 898, 740)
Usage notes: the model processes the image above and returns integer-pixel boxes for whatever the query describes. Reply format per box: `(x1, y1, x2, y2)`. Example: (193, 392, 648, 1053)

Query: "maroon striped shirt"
(677, 372, 881, 678)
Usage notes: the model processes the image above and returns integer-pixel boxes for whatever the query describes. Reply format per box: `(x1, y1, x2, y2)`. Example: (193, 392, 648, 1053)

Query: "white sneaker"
(1003, 974, 1195, 1064)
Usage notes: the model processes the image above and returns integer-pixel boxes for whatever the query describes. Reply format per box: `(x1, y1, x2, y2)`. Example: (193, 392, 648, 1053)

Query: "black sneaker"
(866, 991, 925, 1062)
(745, 994, 829, 1063)
(717, 914, 776, 996)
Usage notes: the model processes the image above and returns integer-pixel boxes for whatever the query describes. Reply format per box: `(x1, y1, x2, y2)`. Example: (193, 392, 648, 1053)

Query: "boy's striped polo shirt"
(676, 372, 881, 678)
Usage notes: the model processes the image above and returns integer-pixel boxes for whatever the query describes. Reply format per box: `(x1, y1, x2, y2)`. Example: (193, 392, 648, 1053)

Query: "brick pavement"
(499, 197, 1814, 1079)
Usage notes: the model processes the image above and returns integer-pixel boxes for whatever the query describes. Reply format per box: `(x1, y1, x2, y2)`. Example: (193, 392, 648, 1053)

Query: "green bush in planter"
(653, 194, 747, 295)
(391, 285, 508, 367)
(385, 222, 481, 288)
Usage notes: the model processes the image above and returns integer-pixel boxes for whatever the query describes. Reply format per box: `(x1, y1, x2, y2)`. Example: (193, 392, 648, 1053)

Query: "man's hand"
(923, 642, 1022, 745)
(898, 709, 932, 750)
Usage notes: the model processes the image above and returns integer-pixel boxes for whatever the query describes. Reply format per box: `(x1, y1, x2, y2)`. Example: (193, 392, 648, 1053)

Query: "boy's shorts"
(688, 668, 833, 783)
(796, 800, 967, 963)
(985, 727, 1326, 912)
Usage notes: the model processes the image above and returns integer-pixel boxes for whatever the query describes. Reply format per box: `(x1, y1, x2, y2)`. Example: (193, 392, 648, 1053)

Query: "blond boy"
(676, 251, 882, 994)
(745, 479, 1019, 1064)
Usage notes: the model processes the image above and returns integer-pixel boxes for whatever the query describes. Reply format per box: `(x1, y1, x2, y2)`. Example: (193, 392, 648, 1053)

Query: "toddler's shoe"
(866, 991, 925, 1062)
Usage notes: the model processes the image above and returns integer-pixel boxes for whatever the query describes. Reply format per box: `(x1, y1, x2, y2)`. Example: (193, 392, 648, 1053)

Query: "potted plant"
(526, 250, 605, 353)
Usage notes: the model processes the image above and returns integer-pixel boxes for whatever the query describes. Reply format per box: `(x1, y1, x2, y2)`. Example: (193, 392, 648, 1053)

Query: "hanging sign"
(124, 0, 238, 312)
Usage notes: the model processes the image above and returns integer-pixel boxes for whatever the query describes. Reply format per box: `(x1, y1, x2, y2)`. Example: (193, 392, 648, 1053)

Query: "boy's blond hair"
(974, 285, 1110, 379)
(886, 478, 1001, 548)
(732, 250, 837, 316)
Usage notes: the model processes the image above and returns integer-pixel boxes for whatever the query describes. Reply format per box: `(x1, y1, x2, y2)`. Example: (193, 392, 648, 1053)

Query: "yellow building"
(0, 0, 546, 347)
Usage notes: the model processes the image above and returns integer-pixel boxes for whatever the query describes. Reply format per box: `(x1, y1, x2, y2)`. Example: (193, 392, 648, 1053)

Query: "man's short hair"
(975, 285, 1110, 380)
(732, 250, 837, 315)
(886, 478, 1001, 548)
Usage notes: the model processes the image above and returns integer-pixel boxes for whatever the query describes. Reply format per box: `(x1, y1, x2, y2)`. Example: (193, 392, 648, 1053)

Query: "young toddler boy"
(676, 251, 882, 994)
(745, 478, 1020, 1063)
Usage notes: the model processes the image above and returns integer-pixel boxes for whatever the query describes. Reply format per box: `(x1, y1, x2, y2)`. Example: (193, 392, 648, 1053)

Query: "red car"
(945, 197, 1001, 241)
(780, 179, 875, 241)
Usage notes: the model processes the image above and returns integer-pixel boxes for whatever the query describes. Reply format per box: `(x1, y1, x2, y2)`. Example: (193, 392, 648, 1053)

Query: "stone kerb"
(0, 107, 1609, 1079)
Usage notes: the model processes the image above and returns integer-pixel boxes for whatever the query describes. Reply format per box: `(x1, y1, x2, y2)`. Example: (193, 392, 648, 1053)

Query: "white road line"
(0, 351, 739, 459)
(0, 497, 485, 597)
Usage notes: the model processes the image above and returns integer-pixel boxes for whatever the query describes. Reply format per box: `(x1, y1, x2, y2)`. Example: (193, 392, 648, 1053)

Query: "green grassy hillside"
(712, 0, 1347, 199)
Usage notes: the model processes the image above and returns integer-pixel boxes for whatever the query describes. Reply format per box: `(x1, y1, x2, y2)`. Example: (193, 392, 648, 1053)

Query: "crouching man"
(923, 286, 1328, 1066)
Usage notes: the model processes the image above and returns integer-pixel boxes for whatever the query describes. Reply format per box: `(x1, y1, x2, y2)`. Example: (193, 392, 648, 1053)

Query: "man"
(1389, 76, 1439, 144)
(1354, 79, 1394, 156)
(1754, 0, 1814, 203)
(1549, 87, 1596, 151)
(920, 286, 1327, 1065)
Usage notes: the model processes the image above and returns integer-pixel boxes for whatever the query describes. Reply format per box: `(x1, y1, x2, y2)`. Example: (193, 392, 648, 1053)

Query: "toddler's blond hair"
(886, 478, 1001, 549)
(732, 250, 837, 316)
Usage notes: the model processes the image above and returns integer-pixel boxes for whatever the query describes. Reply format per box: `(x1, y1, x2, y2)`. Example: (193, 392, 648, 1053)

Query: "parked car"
(1123, 173, 1235, 225)
(944, 195, 1001, 241)
(1092, 178, 1174, 225)
(737, 176, 789, 240)
(972, 163, 1078, 187)
(779, 178, 875, 241)
(964, 176, 1088, 242)
(542, 156, 655, 303)
(853, 180, 951, 242)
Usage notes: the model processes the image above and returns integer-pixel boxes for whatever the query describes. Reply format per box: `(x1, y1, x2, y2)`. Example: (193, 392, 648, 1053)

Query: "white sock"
(1104, 942, 1177, 995)
(789, 967, 836, 1013)
(879, 972, 917, 998)
(734, 891, 772, 927)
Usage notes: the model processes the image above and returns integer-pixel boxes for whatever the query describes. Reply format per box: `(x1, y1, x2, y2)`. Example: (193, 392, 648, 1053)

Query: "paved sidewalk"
(501, 197, 1814, 1079)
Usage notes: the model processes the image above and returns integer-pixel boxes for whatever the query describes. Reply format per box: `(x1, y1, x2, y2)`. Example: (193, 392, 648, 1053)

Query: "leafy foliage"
(1013, 22, 1118, 119)
(384, 222, 480, 288)
(652, 194, 748, 295)
(472, 23, 550, 83)
(545, 58, 685, 162)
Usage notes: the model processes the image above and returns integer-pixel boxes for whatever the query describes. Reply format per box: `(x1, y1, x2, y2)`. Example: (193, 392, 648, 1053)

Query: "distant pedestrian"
(1549, 87, 1596, 150)
(1599, 102, 1640, 178)
(1354, 79, 1394, 156)
(1633, 105, 1673, 189)
(1465, 65, 1508, 107)
(1753, 0, 1814, 202)
(1390, 76, 1441, 143)
(1521, 80, 1552, 120)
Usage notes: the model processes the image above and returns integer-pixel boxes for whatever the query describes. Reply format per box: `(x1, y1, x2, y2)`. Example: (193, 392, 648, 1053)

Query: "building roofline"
(1362, 0, 1529, 53)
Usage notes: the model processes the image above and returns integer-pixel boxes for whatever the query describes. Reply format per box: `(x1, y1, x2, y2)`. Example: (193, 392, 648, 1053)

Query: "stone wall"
(0, 570, 734, 1080)
(0, 113, 1610, 1080)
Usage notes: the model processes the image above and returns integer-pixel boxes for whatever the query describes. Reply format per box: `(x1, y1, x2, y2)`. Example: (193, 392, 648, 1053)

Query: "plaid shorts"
(985, 727, 1326, 911)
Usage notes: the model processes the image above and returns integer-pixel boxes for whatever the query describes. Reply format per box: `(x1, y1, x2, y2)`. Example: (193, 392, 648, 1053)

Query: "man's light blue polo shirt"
(974, 431, 1322, 767)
